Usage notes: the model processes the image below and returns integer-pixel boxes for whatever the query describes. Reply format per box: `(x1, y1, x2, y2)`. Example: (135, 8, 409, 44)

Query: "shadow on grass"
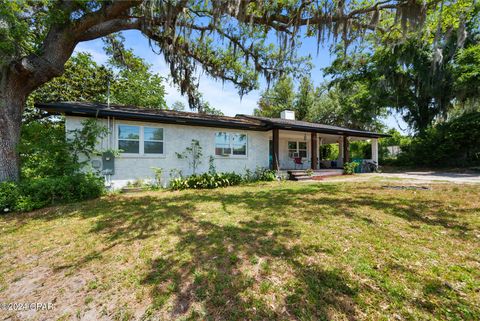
(141, 216, 358, 320)
(3, 182, 478, 319)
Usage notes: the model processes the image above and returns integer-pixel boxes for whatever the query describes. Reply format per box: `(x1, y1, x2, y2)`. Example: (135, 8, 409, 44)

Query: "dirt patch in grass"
(1, 181, 479, 320)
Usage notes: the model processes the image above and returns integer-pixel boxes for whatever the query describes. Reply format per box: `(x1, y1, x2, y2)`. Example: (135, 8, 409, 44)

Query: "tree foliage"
(2, 0, 435, 109)
(103, 33, 167, 108)
(254, 76, 295, 118)
(397, 112, 480, 167)
(306, 83, 386, 131)
(255, 77, 384, 131)
(324, 1, 479, 133)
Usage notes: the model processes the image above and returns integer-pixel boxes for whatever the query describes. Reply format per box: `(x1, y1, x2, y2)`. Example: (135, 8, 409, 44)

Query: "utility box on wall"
(102, 151, 115, 175)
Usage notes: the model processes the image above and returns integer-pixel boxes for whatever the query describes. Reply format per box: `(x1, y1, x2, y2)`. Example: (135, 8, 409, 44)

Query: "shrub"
(19, 119, 107, 180)
(396, 112, 480, 167)
(170, 172, 243, 190)
(169, 168, 276, 190)
(0, 182, 20, 213)
(343, 162, 359, 175)
(0, 174, 105, 213)
(253, 168, 277, 182)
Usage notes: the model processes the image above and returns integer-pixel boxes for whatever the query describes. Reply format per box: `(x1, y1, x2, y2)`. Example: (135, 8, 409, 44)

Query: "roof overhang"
(36, 102, 390, 138)
(36, 102, 270, 132)
(236, 115, 390, 138)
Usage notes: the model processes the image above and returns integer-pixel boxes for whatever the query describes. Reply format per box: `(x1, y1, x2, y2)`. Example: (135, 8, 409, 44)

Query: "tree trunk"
(0, 67, 26, 182)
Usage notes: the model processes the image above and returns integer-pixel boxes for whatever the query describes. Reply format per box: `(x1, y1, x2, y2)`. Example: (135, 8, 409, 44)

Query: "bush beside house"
(1, 119, 107, 213)
(382, 112, 480, 168)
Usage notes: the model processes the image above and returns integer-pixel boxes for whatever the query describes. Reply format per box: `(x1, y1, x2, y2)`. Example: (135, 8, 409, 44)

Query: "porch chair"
(294, 157, 303, 169)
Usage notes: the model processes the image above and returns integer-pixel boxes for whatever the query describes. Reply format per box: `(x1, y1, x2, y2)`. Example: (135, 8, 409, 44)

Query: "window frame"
(214, 131, 248, 158)
(117, 124, 141, 154)
(288, 141, 308, 159)
(116, 123, 165, 157)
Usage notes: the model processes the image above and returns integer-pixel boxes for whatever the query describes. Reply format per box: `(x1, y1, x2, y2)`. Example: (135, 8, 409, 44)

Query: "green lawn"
(1, 180, 479, 320)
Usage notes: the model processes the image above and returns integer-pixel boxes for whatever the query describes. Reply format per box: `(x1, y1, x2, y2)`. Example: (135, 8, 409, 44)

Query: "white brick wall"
(66, 116, 269, 189)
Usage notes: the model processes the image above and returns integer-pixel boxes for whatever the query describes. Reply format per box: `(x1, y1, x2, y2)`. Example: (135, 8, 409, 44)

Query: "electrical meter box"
(102, 151, 115, 175)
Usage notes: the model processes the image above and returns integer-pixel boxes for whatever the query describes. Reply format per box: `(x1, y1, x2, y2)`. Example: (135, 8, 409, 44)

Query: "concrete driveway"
(325, 171, 480, 184)
(378, 171, 480, 183)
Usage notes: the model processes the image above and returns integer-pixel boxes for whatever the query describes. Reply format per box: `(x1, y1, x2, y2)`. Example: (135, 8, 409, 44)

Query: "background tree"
(324, 2, 479, 133)
(294, 77, 315, 121)
(0, 0, 449, 181)
(305, 83, 386, 131)
(254, 77, 295, 118)
(198, 99, 224, 116)
(104, 34, 167, 109)
(170, 101, 186, 112)
(25, 53, 112, 122)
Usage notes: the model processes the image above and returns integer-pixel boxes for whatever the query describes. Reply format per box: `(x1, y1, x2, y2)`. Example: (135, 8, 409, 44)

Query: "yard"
(1, 179, 479, 320)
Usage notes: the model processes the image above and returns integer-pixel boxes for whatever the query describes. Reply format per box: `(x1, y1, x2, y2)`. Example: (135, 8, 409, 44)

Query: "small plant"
(305, 168, 314, 176)
(176, 139, 202, 174)
(343, 162, 359, 175)
(169, 168, 183, 180)
(208, 155, 216, 174)
(151, 167, 164, 187)
(126, 179, 145, 188)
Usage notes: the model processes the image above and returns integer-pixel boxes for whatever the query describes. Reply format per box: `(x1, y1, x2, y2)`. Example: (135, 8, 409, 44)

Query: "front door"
(269, 140, 273, 169)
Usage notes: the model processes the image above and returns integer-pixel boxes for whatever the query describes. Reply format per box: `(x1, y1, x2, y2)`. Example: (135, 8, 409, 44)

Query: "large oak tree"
(0, 0, 433, 181)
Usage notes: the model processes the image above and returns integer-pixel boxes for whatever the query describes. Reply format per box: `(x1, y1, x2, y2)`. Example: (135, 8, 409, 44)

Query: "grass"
(1, 180, 479, 320)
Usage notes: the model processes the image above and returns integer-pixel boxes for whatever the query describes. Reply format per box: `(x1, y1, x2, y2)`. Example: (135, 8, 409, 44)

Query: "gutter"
(236, 115, 391, 138)
(36, 103, 271, 132)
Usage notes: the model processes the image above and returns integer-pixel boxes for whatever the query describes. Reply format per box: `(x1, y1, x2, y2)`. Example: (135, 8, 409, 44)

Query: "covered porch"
(269, 128, 379, 171)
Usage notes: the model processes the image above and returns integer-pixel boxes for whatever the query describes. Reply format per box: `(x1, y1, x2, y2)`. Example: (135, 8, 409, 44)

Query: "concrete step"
(291, 175, 312, 181)
(289, 171, 309, 177)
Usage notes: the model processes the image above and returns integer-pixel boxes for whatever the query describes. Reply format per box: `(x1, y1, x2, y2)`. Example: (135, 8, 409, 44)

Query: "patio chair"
(294, 157, 303, 169)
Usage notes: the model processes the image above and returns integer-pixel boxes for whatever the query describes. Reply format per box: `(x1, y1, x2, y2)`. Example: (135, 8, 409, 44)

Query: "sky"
(74, 29, 408, 133)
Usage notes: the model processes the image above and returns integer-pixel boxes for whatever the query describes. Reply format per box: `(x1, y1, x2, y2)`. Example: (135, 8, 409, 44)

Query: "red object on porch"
(294, 157, 303, 169)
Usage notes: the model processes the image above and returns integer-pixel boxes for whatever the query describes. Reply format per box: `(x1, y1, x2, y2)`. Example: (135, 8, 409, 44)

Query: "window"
(288, 141, 307, 158)
(118, 125, 164, 155)
(144, 127, 164, 154)
(215, 132, 247, 156)
(118, 125, 140, 153)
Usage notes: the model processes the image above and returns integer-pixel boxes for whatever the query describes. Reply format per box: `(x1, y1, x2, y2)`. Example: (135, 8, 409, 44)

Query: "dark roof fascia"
(237, 115, 390, 138)
(36, 103, 271, 132)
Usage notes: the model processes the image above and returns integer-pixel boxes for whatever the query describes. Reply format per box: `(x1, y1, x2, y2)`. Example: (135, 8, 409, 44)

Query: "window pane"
(119, 140, 139, 153)
(144, 127, 163, 141)
(215, 132, 230, 155)
(232, 134, 246, 144)
(215, 132, 229, 144)
(299, 142, 307, 150)
(233, 145, 246, 155)
(144, 141, 163, 154)
(118, 125, 139, 140)
(288, 141, 297, 149)
(215, 147, 232, 155)
(299, 150, 307, 158)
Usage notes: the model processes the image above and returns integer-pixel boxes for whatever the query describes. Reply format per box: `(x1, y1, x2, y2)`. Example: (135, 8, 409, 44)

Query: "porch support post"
(343, 135, 350, 164)
(272, 128, 280, 170)
(372, 138, 379, 164)
(311, 132, 318, 170)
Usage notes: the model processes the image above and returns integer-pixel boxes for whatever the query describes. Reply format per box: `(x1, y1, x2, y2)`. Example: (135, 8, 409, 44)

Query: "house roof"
(236, 114, 389, 138)
(36, 102, 267, 131)
(36, 102, 389, 138)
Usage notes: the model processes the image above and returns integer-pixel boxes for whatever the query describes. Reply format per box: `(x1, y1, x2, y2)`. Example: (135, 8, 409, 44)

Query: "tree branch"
(77, 18, 142, 42)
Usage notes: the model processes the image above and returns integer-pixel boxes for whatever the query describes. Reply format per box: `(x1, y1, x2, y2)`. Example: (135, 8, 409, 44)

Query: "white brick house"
(37, 102, 388, 188)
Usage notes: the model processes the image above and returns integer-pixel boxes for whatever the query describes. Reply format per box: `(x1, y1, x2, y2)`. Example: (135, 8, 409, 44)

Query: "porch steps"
(287, 170, 313, 181)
